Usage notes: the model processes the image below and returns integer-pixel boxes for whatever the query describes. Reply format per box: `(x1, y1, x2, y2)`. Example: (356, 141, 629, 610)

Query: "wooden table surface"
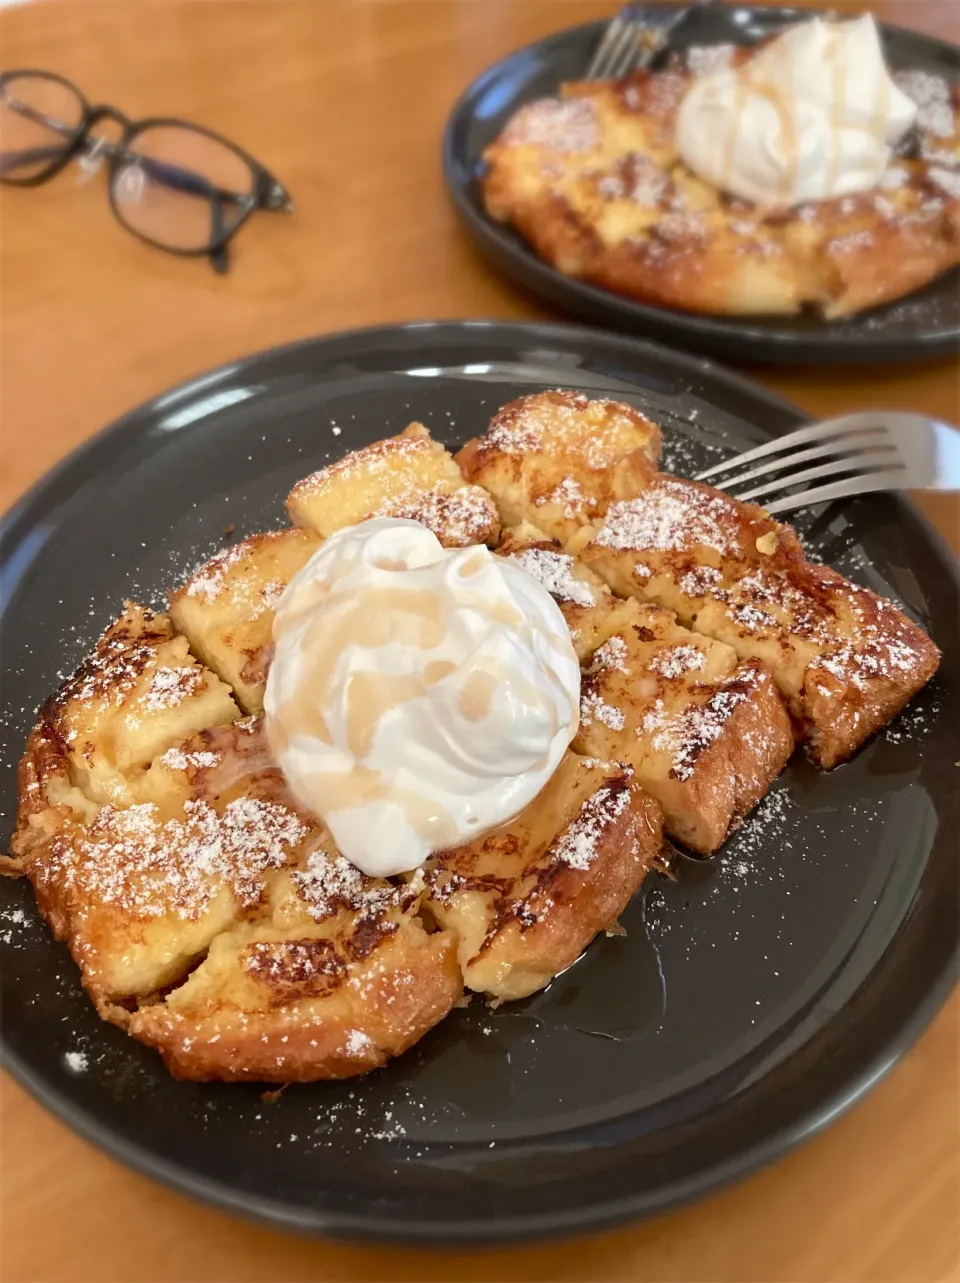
(1, 2, 958, 1280)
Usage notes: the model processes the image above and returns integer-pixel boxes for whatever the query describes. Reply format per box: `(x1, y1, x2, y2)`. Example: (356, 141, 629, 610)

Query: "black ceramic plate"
(443, 6, 960, 365)
(1, 322, 958, 1244)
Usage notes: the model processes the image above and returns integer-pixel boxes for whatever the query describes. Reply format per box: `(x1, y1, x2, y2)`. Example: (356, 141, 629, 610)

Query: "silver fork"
(695, 412, 960, 515)
(586, 1, 715, 81)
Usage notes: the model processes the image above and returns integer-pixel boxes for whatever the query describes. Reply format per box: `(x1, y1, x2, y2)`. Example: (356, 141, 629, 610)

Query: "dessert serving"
(8, 393, 940, 1082)
(481, 15, 960, 318)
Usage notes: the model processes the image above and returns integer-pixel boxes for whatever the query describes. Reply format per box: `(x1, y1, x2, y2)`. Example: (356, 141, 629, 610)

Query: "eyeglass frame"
(0, 68, 293, 272)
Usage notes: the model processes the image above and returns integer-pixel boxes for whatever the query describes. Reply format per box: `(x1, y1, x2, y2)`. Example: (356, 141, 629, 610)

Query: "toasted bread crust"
(576, 628, 793, 853)
(457, 391, 661, 540)
(169, 529, 322, 715)
(795, 566, 942, 768)
(288, 422, 500, 547)
(425, 756, 662, 1000)
(130, 912, 462, 1082)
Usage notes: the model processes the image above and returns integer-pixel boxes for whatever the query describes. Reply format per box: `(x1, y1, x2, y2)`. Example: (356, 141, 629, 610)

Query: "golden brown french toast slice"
(288, 422, 500, 547)
(12, 710, 462, 1077)
(574, 621, 793, 854)
(465, 393, 939, 768)
(456, 391, 661, 541)
(575, 474, 941, 768)
(424, 753, 662, 1001)
(169, 528, 322, 714)
(32, 601, 239, 808)
(496, 521, 641, 661)
(129, 862, 461, 1083)
(11, 717, 303, 1005)
(498, 521, 792, 849)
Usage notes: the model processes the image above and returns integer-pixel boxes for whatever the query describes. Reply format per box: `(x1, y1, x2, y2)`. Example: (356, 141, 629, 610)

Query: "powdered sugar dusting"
(580, 688, 626, 732)
(49, 798, 306, 919)
(895, 69, 954, 138)
(486, 392, 589, 454)
(595, 480, 737, 555)
(537, 476, 585, 519)
(597, 152, 669, 205)
(650, 644, 706, 679)
(930, 167, 960, 200)
(686, 43, 736, 76)
(139, 666, 204, 712)
(812, 632, 921, 692)
(292, 850, 400, 922)
(346, 1028, 373, 1056)
(642, 672, 758, 781)
(159, 747, 221, 771)
(185, 542, 252, 603)
(383, 486, 497, 547)
(878, 164, 909, 190)
(593, 635, 629, 673)
(827, 230, 874, 257)
(553, 783, 631, 870)
(501, 97, 599, 152)
(508, 548, 596, 607)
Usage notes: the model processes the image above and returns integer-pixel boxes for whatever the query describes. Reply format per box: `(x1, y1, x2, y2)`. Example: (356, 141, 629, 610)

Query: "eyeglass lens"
(112, 124, 255, 251)
(0, 73, 84, 179)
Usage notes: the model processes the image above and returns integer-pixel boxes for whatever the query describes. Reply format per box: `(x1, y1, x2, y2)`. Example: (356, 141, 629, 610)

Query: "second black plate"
(1, 322, 958, 1243)
(443, 6, 960, 365)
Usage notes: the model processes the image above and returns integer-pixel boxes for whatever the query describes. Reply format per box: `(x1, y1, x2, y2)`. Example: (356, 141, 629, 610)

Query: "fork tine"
(718, 432, 895, 490)
(694, 413, 896, 481)
(736, 456, 906, 504)
(603, 20, 640, 79)
(761, 470, 912, 516)
(587, 14, 627, 79)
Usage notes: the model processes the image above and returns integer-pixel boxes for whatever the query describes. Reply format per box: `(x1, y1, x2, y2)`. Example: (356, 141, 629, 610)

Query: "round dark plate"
(442, 6, 960, 365)
(1, 321, 957, 1244)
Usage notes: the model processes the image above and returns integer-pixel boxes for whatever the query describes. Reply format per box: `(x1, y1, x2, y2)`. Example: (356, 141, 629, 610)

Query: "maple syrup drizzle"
(269, 572, 566, 847)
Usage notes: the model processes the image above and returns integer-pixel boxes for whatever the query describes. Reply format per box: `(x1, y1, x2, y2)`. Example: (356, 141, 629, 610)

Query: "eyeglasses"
(0, 69, 293, 273)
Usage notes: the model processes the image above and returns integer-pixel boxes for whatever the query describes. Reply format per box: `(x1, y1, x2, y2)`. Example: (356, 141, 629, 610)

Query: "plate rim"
(1, 318, 958, 1244)
(441, 7, 960, 365)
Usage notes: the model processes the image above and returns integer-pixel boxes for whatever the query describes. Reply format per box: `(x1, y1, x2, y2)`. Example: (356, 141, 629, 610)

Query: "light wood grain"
(0, 3, 958, 1281)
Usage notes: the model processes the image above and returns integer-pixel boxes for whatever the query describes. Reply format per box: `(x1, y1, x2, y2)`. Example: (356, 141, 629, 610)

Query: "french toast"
(12, 682, 463, 1078)
(169, 528, 322, 715)
(482, 55, 960, 318)
(496, 522, 793, 851)
(456, 391, 661, 541)
(29, 602, 240, 809)
(11, 566, 661, 1076)
(10, 393, 942, 1081)
(460, 393, 940, 768)
(129, 848, 462, 1083)
(288, 422, 500, 547)
(576, 475, 942, 768)
(495, 520, 641, 660)
(575, 627, 792, 853)
(424, 753, 662, 1000)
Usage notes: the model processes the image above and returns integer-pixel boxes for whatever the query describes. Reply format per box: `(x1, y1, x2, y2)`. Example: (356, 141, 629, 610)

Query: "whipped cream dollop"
(675, 15, 917, 207)
(264, 518, 580, 877)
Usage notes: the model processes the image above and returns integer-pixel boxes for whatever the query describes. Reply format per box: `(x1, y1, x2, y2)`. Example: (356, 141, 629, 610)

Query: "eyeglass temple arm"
(132, 154, 245, 205)
(3, 97, 75, 135)
(0, 143, 65, 173)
